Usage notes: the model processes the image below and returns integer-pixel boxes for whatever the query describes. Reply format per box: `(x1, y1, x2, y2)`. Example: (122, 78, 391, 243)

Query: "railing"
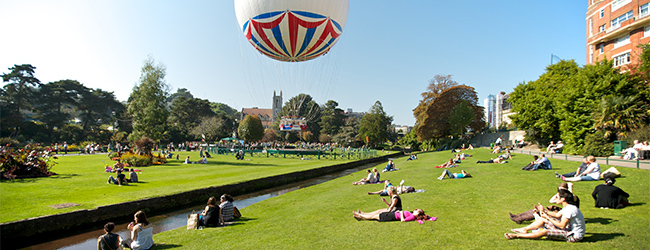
(511, 149, 649, 169)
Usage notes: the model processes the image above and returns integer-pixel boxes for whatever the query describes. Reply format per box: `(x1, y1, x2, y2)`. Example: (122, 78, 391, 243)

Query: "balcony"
(588, 14, 650, 45)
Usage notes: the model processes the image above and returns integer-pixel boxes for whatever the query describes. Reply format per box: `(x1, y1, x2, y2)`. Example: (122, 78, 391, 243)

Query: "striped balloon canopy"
(234, 0, 349, 62)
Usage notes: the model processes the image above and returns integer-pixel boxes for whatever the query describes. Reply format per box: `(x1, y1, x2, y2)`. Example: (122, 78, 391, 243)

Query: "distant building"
(240, 91, 282, 129)
(394, 125, 413, 135)
(484, 92, 513, 128)
(586, 0, 650, 71)
(344, 108, 365, 119)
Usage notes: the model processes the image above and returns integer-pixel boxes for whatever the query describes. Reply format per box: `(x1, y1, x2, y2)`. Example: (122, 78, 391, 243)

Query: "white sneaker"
(437, 176, 444, 180)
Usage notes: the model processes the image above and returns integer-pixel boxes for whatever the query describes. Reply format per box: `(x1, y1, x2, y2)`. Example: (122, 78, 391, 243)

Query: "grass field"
(0, 151, 366, 223)
(153, 148, 650, 249)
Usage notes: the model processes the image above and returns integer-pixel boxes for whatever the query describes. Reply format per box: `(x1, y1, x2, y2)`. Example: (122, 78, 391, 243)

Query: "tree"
(127, 57, 170, 142)
(448, 100, 476, 137)
(413, 74, 458, 123)
(358, 101, 393, 147)
(509, 60, 580, 146)
(238, 114, 264, 142)
(333, 117, 360, 147)
(77, 88, 123, 140)
(415, 85, 483, 141)
(1, 64, 41, 137)
(169, 96, 215, 141)
(262, 128, 277, 142)
(35, 80, 84, 139)
(319, 100, 345, 140)
(593, 95, 649, 139)
(190, 115, 234, 142)
(210, 102, 239, 119)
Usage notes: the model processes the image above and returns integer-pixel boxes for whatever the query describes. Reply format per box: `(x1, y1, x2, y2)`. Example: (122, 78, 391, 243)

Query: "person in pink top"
(353, 208, 435, 223)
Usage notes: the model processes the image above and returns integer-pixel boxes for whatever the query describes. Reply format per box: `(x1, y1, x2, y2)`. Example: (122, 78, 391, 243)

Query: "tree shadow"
(220, 217, 257, 227)
(585, 217, 617, 225)
(152, 243, 183, 249)
(208, 161, 278, 167)
(580, 232, 625, 242)
(49, 174, 79, 179)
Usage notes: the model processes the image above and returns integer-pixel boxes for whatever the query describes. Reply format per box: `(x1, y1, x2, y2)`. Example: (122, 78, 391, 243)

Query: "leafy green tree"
(413, 74, 458, 123)
(509, 60, 580, 146)
(77, 88, 123, 140)
(636, 44, 650, 82)
(333, 117, 360, 147)
(593, 95, 648, 139)
(359, 101, 393, 147)
(210, 102, 239, 119)
(448, 100, 476, 137)
(128, 57, 170, 142)
(262, 128, 277, 142)
(169, 96, 215, 140)
(319, 100, 344, 141)
(238, 114, 264, 142)
(1, 64, 41, 137)
(35, 80, 84, 139)
(398, 130, 420, 150)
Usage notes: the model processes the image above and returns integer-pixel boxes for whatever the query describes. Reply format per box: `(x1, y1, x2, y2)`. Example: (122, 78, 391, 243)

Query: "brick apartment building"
(586, 0, 650, 71)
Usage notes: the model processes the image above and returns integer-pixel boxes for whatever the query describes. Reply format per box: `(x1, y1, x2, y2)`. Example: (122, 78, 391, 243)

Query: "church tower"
(272, 91, 282, 123)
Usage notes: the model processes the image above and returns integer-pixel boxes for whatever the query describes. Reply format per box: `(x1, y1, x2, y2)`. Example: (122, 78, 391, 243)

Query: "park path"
(509, 148, 650, 170)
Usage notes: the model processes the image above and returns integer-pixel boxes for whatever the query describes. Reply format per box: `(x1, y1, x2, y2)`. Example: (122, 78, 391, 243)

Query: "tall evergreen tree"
(127, 57, 169, 141)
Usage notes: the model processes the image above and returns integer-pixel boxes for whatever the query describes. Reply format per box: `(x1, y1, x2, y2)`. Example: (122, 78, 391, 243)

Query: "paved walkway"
(510, 148, 650, 170)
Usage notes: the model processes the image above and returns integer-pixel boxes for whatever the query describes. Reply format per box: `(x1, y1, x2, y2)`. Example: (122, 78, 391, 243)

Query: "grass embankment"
(155, 148, 649, 249)
(0, 151, 367, 223)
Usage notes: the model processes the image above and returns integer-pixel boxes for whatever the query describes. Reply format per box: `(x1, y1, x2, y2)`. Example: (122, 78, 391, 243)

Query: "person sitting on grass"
(592, 177, 630, 209)
(371, 167, 381, 183)
(353, 169, 376, 185)
(353, 208, 435, 223)
(382, 160, 397, 172)
(435, 158, 458, 168)
(505, 190, 585, 242)
(199, 197, 223, 227)
(184, 156, 192, 164)
(556, 157, 589, 179)
(508, 182, 579, 224)
(205, 151, 212, 158)
(219, 194, 235, 222)
(499, 149, 512, 160)
(561, 156, 600, 182)
(365, 186, 402, 212)
(437, 169, 471, 180)
(236, 150, 245, 160)
(97, 222, 122, 250)
(126, 168, 138, 183)
(122, 211, 154, 250)
(522, 154, 551, 171)
(197, 156, 207, 164)
(107, 170, 128, 186)
(491, 145, 502, 154)
(113, 159, 124, 172)
(405, 154, 417, 161)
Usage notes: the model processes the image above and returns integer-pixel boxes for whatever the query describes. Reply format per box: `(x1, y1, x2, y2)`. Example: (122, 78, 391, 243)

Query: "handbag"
(233, 206, 242, 219)
(187, 211, 199, 230)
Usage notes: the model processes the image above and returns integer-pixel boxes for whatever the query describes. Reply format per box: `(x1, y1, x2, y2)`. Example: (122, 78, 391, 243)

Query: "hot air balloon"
(234, 0, 349, 62)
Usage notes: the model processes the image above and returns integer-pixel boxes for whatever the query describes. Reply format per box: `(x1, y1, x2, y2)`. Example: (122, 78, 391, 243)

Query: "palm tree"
(593, 95, 649, 138)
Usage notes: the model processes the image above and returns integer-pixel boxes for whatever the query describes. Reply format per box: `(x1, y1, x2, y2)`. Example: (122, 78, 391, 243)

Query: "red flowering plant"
(0, 144, 58, 180)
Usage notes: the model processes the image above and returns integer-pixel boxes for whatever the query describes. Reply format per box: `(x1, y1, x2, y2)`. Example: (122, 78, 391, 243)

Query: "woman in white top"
(561, 156, 600, 182)
(122, 210, 154, 250)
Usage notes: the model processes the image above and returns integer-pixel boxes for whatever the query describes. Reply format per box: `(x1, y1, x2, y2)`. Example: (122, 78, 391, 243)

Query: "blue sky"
(0, 0, 587, 126)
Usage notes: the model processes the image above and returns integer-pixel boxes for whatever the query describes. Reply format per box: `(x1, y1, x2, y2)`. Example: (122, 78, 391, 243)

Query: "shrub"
(0, 138, 20, 148)
(0, 145, 57, 180)
(119, 152, 151, 167)
(582, 130, 614, 157)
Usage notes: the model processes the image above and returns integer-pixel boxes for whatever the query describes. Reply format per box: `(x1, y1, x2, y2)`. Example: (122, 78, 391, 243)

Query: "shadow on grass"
(581, 232, 625, 242)
(626, 202, 645, 207)
(208, 161, 278, 167)
(152, 243, 183, 249)
(585, 217, 617, 225)
(222, 217, 257, 227)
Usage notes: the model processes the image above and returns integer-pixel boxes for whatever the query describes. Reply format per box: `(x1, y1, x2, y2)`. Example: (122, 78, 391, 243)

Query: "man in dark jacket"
(592, 177, 629, 209)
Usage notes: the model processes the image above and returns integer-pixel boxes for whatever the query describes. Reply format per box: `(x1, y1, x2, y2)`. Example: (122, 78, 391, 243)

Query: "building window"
(611, 0, 632, 12)
(641, 3, 650, 18)
(611, 11, 634, 29)
(599, 24, 606, 32)
(589, 18, 593, 35)
(613, 34, 630, 48)
(599, 44, 604, 54)
(645, 26, 650, 37)
(590, 53, 594, 64)
(600, 9, 604, 18)
(613, 52, 631, 67)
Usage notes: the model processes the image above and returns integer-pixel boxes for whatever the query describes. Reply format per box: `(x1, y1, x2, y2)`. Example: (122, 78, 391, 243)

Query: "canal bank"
(2, 152, 403, 249)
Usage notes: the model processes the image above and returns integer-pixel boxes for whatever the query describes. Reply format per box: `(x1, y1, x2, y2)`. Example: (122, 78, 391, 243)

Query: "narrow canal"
(20, 163, 378, 250)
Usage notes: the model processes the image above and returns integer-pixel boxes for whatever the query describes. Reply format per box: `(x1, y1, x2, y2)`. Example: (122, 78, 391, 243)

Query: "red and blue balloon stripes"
(242, 10, 343, 62)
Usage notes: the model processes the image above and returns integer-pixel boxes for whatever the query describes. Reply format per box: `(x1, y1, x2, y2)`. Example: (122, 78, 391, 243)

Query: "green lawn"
(0, 151, 367, 223)
(154, 148, 650, 249)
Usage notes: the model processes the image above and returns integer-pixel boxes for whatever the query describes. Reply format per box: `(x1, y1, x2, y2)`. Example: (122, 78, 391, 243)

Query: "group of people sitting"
(107, 160, 139, 186)
(353, 168, 381, 185)
(382, 160, 399, 172)
(196, 194, 237, 227)
(521, 154, 552, 171)
(621, 140, 650, 160)
(97, 211, 154, 250)
(184, 155, 208, 164)
(546, 141, 564, 154)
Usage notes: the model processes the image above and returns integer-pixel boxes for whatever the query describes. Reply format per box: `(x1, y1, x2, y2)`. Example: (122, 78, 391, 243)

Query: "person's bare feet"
(511, 228, 526, 234)
(504, 233, 516, 240)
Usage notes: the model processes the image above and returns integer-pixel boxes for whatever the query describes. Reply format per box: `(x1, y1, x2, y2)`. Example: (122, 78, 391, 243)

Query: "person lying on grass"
(505, 190, 585, 242)
(353, 208, 435, 223)
(368, 180, 415, 196)
(434, 158, 458, 168)
(475, 156, 508, 164)
(509, 182, 579, 224)
(437, 169, 471, 180)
